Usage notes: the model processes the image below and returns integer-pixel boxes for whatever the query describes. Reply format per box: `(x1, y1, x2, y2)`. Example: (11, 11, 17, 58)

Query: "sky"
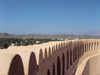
(0, 0, 100, 35)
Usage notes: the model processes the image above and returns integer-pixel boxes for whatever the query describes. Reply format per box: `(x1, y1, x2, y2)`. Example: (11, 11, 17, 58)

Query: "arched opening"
(77, 46, 79, 58)
(94, 42, 96, 50)
(81, 45, 83, 55)
(97, 42, 99, 50)
(76, 47, 78, 59)
(79, 46, 81, 57)
(75, 47, 77, 60)
(91, 43, 93, 50)
(89, 43, 91, 51)
(86, 44, 88, 52)
(82, 44, 84, 54)
(87, 44, 89, 51)
(8, 55, 24, 75)
(57, 56, 61, 75)
(77, 46, 79, 57)
(67, 51, 69, 69)
(73, 49, 75, 63)
(82, 45, 83, 55)
(53, 64, 55, 75)
(74, 48, 75, 62)
(84, 44, 86, 52)
(62, 53, 65, 75)
(28, 52, 37, 75)
(88, 44, 90, 51)
(85, 44, 86, 52)
(70, 50, 72, 66)
(47, 69, 50, 75)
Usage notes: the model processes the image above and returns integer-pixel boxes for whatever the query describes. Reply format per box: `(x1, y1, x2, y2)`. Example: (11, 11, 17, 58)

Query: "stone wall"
(0, 39, 100, 75)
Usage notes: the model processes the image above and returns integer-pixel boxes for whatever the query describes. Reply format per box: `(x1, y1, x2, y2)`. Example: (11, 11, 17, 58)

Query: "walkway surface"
(75, 50, 100, 75)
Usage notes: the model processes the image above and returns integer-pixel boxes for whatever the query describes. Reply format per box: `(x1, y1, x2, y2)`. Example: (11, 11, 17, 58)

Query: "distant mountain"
(0, 33, 100, 39)
(85, 30, 100, 35)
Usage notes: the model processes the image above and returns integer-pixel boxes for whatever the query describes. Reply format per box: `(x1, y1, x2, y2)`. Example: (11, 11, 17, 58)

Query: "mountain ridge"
(0, 33, 100, 39)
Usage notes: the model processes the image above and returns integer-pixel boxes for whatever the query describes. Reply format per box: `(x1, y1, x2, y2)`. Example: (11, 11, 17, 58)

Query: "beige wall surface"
(82, 55, 100, 75)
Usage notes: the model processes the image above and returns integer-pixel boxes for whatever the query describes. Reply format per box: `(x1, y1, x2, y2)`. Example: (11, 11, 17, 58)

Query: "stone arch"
(8, 55, 24, 75)
(52, 64, 55, 75)
(28, 52, 37, 75)
(57, 56, 61, 75)
(47, 69, 50, 75)
(62, 53, 65, 75)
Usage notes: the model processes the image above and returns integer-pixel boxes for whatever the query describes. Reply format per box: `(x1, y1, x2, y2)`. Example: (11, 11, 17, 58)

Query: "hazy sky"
(0, 0, 100, 34)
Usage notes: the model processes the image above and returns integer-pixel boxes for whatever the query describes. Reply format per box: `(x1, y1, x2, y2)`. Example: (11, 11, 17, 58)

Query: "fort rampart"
(0, 39, 100, 75)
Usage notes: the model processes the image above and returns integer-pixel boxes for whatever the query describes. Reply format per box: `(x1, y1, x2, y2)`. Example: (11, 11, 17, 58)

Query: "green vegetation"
(0, 38, 59, 49)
